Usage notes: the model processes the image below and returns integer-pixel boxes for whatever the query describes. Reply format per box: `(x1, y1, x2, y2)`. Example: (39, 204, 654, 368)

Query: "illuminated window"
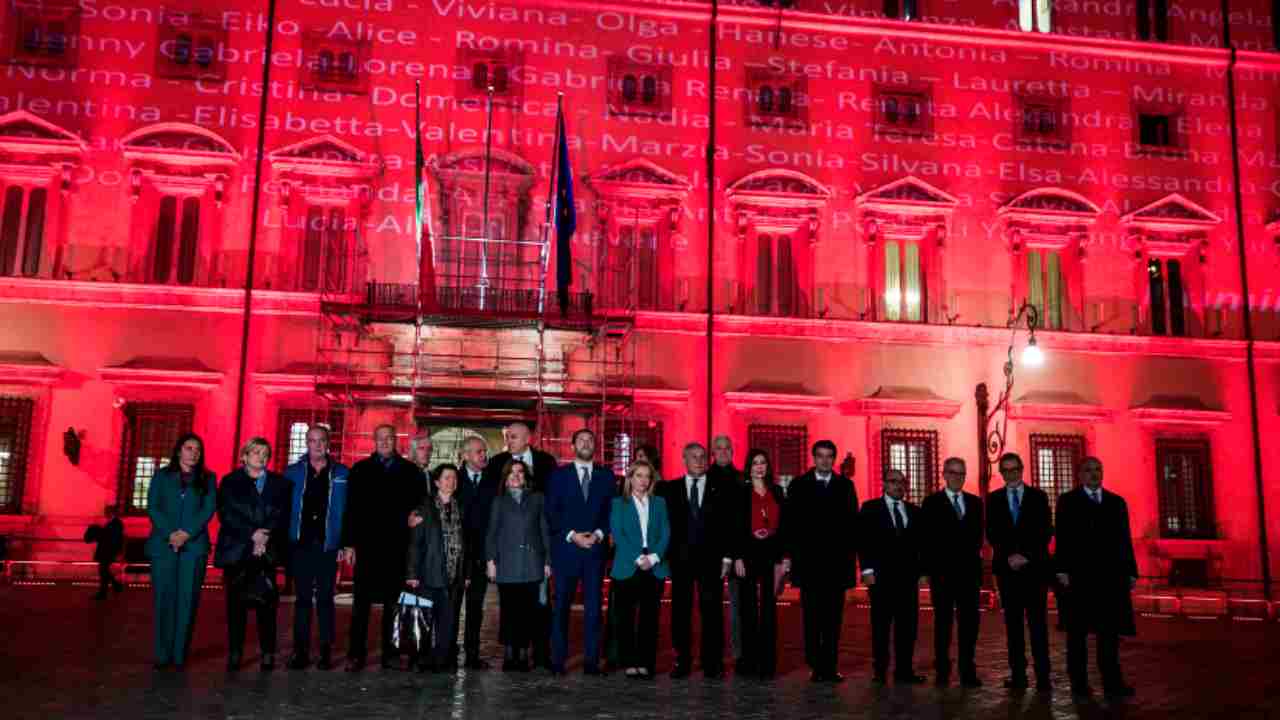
(1147, 258, 1187, 337)
(1156, 439, 1214, 539)
(1018, 0, 1052, 33)
(881, 428, 938, 505)
(151, 195, 200, 285)
(605, 418, 663, 477)
(274, 408, 345, 471)
(0, 397, 34, 514)
(1029, 433, 1084, 522)
(1027, 249, 1066, 330)
(0, 186, 47, 277)
(883, 239, 924, 322)
(748, 424, 807, 486)
(118, 403, 194, 514)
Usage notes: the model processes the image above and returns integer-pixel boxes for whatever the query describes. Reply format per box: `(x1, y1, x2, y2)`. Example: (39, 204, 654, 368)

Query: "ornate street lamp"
(976, 301, 1043, 499)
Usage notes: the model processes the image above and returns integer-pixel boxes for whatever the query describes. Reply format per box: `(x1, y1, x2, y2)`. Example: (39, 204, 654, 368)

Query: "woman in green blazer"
(608, 460, 670, 679)
(146, 432, 217, 670)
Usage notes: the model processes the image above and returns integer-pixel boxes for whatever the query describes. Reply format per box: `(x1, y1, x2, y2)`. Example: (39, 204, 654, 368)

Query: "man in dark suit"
(546, 428, 615, 675)
(656, 441, 733, 679)
(921, 457, 984, 688)
(1056, 457, 1138, 699)
(859, 469, 925, 685)
(782, 439, 859, 682)
(455, 435, 491, 669)
(987, 451, 1053, 691)
(92, 505, 125, 599)
(707, 434, 747, 665)
(340, 424, 428, 671)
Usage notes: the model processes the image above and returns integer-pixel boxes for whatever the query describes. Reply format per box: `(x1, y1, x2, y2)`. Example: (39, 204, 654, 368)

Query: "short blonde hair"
(240, 436, 272, 463)
(623, 460, 657, 498)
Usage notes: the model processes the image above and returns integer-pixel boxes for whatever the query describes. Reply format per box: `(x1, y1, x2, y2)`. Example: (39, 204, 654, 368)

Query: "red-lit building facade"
(1, 0, 1279, 599)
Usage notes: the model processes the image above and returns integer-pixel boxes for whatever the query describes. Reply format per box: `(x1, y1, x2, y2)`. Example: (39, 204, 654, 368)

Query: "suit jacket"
(609, 495, 671, 580)
(656, 474, 735, 573)
(986, 484, 1053, 579)
(457, 464, 490, 565)
(546, 463, 616, 573)
(213, 468, 292, 569)
(920, 489, 985, 582)
(485, 448, 559, 494)
(144, 467, 217, 559)
(782, 470, 859, 589)
(485, 490, 551, 584)
(730, 483, 787, 565)
(708, 463, 744, 488)
(858, 497, 922, 583)
(1055, 487, 1138, 636)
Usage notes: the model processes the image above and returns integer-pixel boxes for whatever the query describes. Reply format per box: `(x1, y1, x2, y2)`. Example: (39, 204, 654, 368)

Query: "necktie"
(892, 501, 905, 531)
(1010, 487, 1021, 523)
(951, 493, 964, 519)
(1091, 489, 1101, 504)
(579, 466, 590, 501)
(689, 478, 700, 513)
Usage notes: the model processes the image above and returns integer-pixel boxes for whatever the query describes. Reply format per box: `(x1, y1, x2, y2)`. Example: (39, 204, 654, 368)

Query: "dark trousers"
(349, 579, 402, 661)
(930, 572, 980, 680)
(799, 583, 846, 675)
(498, 582, 539, 651)
(738, 553, 778, 675)
(533, 583, 551, 665)
(227, 580, 278, 658)
(869, 577, 919, 678)
(670, 560, 725, 672)
(613, 570, 663, 672)
(457, 560, 487, 661)
(997, 573, 1051, 682)
(1067, 629, 1123, 690)
(551, 561, 605, 670)
(414, 585, 457, 666)
(98, 561, 121, 594)
(291, 543, 338, 656)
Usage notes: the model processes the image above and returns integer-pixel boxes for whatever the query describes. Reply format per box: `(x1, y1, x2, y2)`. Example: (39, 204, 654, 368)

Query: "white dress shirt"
(566, 460, 605, 543)
(862, 496, 909, 577)
(632, 495, 660, 567)
(815, 471, 832, 485)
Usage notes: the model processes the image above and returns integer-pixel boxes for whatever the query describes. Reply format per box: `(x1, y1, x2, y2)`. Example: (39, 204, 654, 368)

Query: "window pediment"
(588, 159, 690, 202)
(0, 110, 86, 158)
(727, 169, 830, 242)
(1000, 188, 1099, 253)
(122, 122, 240, 168)
(432, 148, 534, 194)
(1121, 193, 1222, 233)
(856, 176, 956, 243)
(269, 135, 379, 209)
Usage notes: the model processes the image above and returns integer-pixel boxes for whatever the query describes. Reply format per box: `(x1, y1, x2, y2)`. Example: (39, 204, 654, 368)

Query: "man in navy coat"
(546, 428, 616, 675)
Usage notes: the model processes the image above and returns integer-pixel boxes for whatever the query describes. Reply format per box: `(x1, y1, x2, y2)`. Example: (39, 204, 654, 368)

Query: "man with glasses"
(986, 452, 1053, 692)
(921, 457, 984, 688)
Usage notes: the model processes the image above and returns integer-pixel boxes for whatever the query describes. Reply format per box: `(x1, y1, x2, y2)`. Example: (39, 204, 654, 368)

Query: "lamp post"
(976, 301, 1043, 499)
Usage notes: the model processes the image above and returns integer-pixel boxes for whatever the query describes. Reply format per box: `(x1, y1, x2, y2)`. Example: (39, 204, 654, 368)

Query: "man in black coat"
(921, 457, 985, 687)
(341, 424, 428, 671)
(93, 505, 126, 599)
(481, 421, 558, 667)
(656, 441, 734, 679)
(986, 451, 1053, 691)
(1056, 457, 1138, 699)
(782, 439, 859, 683)
(707, 434, 747, 665)
(455, 435, 492, 669)
(859, 469, 925, 685)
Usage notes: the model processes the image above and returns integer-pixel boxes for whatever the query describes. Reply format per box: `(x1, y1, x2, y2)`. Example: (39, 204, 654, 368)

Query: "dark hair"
(166, 432, 210, 496)
(571, 427, 595, 445)
(433, 462, 460, 486)
(636, 443, 661, 474)
(811, 439, 837, 458)
(998, 452, 1023, 469)
(743, 448, 773, 486)
(500, 458, 531, 488)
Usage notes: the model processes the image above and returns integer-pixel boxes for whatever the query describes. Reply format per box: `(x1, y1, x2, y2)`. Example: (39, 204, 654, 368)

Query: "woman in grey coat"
(485, 459, 551, 672)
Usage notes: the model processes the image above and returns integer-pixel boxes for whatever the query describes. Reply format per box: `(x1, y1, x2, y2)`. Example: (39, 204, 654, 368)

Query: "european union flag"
(554, 108, 575, 315)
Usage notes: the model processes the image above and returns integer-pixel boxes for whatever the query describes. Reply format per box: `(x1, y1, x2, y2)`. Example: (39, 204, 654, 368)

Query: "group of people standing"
(141, 421, 1140, 700)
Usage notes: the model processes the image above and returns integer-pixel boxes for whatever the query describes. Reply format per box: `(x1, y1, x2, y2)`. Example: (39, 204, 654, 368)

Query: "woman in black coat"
(732, 449, 787, 679)
(485, 459, 551, 671)
(214, 437, 292, 672)
(406, 463, 467, 672)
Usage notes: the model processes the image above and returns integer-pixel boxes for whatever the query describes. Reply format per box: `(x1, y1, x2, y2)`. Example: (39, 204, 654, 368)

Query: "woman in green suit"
(146, 432, 217, 670)
(608, 459, 670, 679)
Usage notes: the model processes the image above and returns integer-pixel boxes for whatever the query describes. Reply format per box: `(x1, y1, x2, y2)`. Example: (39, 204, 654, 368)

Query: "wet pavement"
(3, 585, 1277, 719)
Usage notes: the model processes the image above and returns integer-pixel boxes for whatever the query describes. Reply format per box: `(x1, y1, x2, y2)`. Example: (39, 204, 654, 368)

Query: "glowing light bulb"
(1021, 338, 1044, 367)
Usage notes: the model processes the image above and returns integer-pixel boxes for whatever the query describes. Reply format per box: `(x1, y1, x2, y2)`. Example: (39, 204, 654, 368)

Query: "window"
(1137, 0, 1169, 41)
(1156, 438, 1214, 539)
(1016, 95, 1069, 148)
(10, 3, 78, 67)
(874, 87, 932, 137)
(0, 185, 47, 277)
(607, 58, 672, 119)
(1027, 249, 1066, 330)
(1029, 433, 1084, 522)
(273, 408, 345, 472)
(604, 418, 663, 477)
(0, 397, 34, 514)
(303, 30, 367, 94)
(1018, 0, 1051, 32)
(604, 224, 659, 310)
(117, 403, 194, 513)
(753, 233, 799, 316)
(151, 195, 200, 285)
(300, 206, 348, 292)
(748, 424, 807, 486)
(883, 239, 925, 322)
(457, 49, 522, 107)
(1147, 257, 1187, 336)
(883, 0, 917, 20)
(156, 14, 226, 80)
(746, 68, 807, 129)
(880, 428, 938, 505)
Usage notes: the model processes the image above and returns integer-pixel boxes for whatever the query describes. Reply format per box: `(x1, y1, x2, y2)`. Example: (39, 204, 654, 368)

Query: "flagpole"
(540, 93, 563, 314)
(414, 80, 423, 314)
(479, 84, 496, 310)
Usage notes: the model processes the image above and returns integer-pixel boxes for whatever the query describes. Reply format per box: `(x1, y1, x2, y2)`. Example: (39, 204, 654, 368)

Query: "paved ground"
(3, 585, 1278, 719)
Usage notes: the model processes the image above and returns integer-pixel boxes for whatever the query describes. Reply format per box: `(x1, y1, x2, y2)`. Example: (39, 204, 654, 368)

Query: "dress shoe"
(1104, 684, 1136, 699)
(226, 654, 242, 673)
(464, 657, 490, 671)
(896, 673, 927, 685)
(287, 654, 310, 670)
(1003, 676, 1029, 690)
(670, 664, 691, 679)
(960, 675, 983, 688)
(345, 656, 366, 673)
(317, 647, 333, 671)
(260, 654, 275, 672)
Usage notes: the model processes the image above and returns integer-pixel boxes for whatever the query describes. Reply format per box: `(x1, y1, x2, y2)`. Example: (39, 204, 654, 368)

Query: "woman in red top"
(731, 449, 787, 679)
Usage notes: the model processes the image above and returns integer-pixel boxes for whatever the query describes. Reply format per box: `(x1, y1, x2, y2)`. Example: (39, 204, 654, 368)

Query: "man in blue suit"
(546, 428, 616, 675)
